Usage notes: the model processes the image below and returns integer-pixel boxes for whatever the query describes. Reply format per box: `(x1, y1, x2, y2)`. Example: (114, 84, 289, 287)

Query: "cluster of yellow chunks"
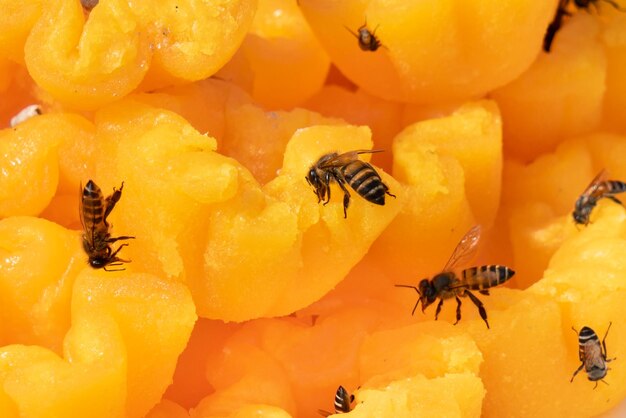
(2, 0, 626, 417)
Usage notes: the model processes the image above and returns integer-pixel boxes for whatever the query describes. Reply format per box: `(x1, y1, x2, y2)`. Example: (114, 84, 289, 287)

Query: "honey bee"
(572, 169, 626, 226)
(318, 385, 354, 416)
(571, 323, 615, 388)
(544, 0, 625, 52)
(345, 21, 384, 52)
(80, 180, 135, 271)
(305, 150, 395, 218)
(395, 225, 515, 329)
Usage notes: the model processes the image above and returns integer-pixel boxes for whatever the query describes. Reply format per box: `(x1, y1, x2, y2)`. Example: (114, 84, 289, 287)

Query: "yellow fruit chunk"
(237, 0, 330, 109)
(227, 405, 292, 418)
(299, 0, 557, 103)
(0, 316, 127, 418)
(197, 342, 296, 417)
(91, 99, 400, 320)
(146, 400, 190, 418)
(0, 262, 195, 418)
(134, 0, 257, 89)
(492, 14, 606, 161)
(459, 290, 577, 418)
(0, 115, 63, 217)
(603, 14, 626, 132)
(0, 0, 41, 63)
(371, 101, 502, 278)
(345, 374, 484, 418)
(359, 322, 482, 388)
(24, 0, 256, 109)
(220, 103, 342, 184)
(504, 133, 626, 287)
(0, 217, 83, 350)
(133, 79, 253, 143)
(71, 271, 197, 418)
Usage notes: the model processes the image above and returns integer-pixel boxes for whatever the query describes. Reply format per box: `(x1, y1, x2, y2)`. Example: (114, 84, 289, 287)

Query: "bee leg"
(453, 296, 462, 325)
(106, 235, 136, 244)
(434, 299, 444, 321)
(602, 0, 626, 11)
(570, 363, 584, 382)
(607, 195, 624, 206)
(602, 322, 616, 362)
(322, 182, 331, 205)
(465, 291, 489, 329)
(103, 182, 125, 225)
(383, 182, 396, 199)
(479, 289, 490, 296)
(335, 177, 351, 218)
(109, 243, 131, 261)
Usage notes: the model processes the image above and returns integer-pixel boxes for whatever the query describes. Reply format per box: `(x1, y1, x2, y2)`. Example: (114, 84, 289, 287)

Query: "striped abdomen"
(81, 180, 108, 244)
(461, 265, 515, 290)
(334, 386, 352, 413)
(604, 180, 626, 195)
(341, 160, 387, 205)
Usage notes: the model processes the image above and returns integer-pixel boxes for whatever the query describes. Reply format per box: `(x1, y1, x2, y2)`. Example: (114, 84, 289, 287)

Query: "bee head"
(89, 256, 109, 269)
(418, 279, 437, 311)
(572, 208, 588, 225)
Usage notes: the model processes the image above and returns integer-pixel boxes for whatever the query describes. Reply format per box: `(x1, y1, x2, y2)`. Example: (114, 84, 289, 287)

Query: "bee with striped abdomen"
(318, 385, 354, 416)
(572, 169, 626, 226)
(306, 150, 395, 218)
(395, 225, 515, 329)
(571, 323, 615, 388)
(345, 21, 384, 52)
(80, 180, 135, 271)
(544, 0, 625, 52)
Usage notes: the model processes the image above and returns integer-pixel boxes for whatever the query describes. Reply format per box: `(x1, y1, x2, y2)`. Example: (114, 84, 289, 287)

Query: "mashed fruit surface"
(1, 0, 626, 417)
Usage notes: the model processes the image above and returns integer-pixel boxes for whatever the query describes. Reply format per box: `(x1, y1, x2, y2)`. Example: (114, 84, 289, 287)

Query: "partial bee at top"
(543, 0, 625, 52)
(80, 180, 135, 271)
(395, 225, 515, 329)
(345, 20, 385, 52)
(572, 169, 626, 226)
(305, 150, 395, 218)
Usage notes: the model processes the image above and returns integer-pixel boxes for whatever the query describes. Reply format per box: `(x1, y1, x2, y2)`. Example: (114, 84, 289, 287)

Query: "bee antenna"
(343, 25, 359, 39)
(395, 284, 421, 316)
(571, 326, 579, 335)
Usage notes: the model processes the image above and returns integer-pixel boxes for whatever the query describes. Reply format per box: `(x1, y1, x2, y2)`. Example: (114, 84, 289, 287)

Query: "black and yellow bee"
(345, 21, 384, 52)
(318, 385, 354, 416)
(395, 225, 515, 329)
(544, 0, 625, 52)
(572, 169, 626, 225)
(305, 150, 395, 218)
(80, 180, 135, 271)
(571, 323, 615, 388)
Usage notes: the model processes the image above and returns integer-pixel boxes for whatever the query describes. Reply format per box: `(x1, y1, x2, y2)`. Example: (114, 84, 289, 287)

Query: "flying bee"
(345, 21, 384, 52)
(572, 169, 626, 226)
(80, 180, 135, 271)
(544, 0, 625, 52)
(395, 225, 515, 329)
(571, 323, 616, 388)
(305, 150, 395, 218)
(318, 385, 354, 416)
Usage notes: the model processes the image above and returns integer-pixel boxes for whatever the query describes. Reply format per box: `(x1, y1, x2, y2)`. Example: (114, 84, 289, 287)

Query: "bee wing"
(442, 224, 482, 272)
(581, 169, 609, 197)
(318, 149, 384, 169)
